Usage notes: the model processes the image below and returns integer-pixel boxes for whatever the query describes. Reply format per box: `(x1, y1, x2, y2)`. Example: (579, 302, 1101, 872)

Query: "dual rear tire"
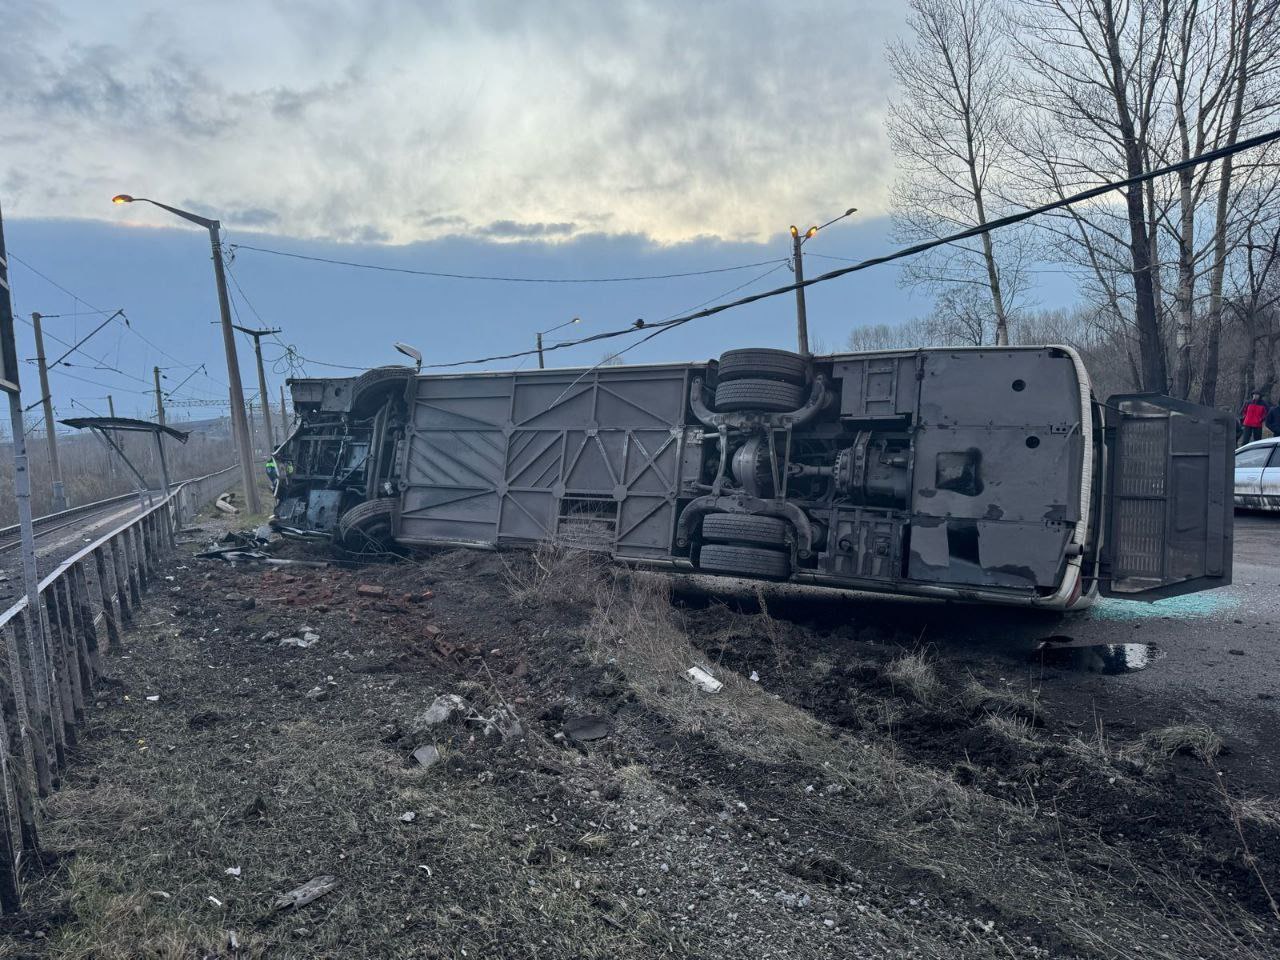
(713, 348, 808, 414)
(698, 512, 791, 579)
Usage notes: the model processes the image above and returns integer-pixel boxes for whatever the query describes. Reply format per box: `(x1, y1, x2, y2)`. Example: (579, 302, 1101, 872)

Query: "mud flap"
(1100, 394, 1233, 599)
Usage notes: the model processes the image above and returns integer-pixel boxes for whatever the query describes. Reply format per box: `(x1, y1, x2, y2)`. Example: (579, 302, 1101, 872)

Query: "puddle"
(1032, 638, 1162, 674)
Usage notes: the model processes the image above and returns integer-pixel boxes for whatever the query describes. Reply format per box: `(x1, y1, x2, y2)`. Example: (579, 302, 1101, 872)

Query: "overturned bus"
(271, 346, 1233, 610)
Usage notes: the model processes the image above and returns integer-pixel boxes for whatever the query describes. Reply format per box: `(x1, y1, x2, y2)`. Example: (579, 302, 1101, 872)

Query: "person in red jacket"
(1240, 392, 1268, 445)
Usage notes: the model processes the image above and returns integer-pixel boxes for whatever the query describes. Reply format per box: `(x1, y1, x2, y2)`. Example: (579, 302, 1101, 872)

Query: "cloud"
(477, 219, 576, 239)
(1, 0, 901, 243)
(225, 206, 281, 227)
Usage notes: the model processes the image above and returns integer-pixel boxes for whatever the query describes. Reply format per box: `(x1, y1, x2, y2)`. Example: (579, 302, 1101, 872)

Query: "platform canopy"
(60, 417, 190, 443)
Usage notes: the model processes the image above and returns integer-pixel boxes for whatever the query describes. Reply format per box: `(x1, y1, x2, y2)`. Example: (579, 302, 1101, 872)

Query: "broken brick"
(357, 584, 386, 598)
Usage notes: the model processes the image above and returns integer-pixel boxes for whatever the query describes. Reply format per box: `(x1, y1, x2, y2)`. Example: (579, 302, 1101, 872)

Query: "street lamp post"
(789, 207, 857, 356)
(111, 194, 261, 513)
(535, 317, 581, 369)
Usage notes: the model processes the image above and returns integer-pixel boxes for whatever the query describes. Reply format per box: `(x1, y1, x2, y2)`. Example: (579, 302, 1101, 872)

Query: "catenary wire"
(225, 243, 788, 284)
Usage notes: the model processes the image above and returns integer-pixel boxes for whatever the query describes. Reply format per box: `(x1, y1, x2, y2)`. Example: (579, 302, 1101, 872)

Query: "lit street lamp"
(789, 207, 857, 355)
(536, 317, 581, 369)
(111, 194, 261, 513)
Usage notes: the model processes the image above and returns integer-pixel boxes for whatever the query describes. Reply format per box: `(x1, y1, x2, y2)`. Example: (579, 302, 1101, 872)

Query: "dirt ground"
(4, 515, 1279, 959)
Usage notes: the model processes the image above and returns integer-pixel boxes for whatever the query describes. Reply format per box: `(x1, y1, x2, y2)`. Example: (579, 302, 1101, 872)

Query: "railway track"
(0, 491, 156, 556)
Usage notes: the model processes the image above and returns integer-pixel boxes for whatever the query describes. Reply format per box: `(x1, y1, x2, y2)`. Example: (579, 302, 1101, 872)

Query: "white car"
(1234, 438, 1280, 510)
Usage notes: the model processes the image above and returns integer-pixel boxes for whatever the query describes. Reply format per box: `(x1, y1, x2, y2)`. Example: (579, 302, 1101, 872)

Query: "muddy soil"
(5, 530, 1279, 959)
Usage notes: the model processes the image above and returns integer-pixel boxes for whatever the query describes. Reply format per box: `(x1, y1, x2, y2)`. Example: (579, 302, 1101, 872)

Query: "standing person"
(264, 456, 280, 498)
(1239, 392, 1269, 445)
(1266, 400, 1280, 438)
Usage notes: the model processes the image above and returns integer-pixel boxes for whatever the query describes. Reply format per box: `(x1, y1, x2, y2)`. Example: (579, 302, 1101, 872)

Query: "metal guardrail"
(0, 464, 239, 910)
(0, 465, 240, 552)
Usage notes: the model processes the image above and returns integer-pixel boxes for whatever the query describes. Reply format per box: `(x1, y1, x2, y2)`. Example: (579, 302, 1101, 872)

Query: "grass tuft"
(884, 653, 942, 705)
(1141, 723, 1224, 761)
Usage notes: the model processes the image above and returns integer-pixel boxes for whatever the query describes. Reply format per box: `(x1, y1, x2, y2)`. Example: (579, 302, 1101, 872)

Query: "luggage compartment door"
(1101, 394, 1233, 599)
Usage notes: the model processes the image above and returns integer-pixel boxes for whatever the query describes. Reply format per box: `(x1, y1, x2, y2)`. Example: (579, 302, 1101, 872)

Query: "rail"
(0, 464, 240, 911)
(0, 465, 240, 552)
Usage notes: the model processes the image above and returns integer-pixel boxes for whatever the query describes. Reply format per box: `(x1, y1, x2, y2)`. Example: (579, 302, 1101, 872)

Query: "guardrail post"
(92, 548, 121, 655)
(49, 585, 85, 728)
(0, 703, 23, 913)
(41, 594, 77, 747)
(18, 608, 63, 777)
(69, 565, 99, 690)
(109, 538, 133, 629)
(129, 525, 148, 595)
(122, 530, 142, 608)
(0, 669, 40, 873)
(2, 617, 49, 816)
(4, 619, 52, 798)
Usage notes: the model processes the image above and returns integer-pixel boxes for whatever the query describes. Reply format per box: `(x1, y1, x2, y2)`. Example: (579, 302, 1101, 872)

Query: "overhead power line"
(408, 124, 1280, 370)
(9, 251, 230, 394)
(226, 242, 787, 284)
(199, 125, 1280, 380)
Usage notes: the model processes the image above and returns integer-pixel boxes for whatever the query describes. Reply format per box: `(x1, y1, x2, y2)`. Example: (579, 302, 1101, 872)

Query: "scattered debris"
(750, 670, 760, 682)
(225, 866, 242, 877)
(272, 876, 338, 912)
(412, 744, 441, 768)
(214, 494, 239, 515)
(357, 584, 386, 598)
(562, 715, 611, 742)
(411, 693, 468, 732)
(399, 811, 417, 822)
(475, 704, 524, 741)
(304, 685, 329, 701)
(686, 666, 724, 693)
(145, 695, 160, 702)
(280, 629, 320, 650)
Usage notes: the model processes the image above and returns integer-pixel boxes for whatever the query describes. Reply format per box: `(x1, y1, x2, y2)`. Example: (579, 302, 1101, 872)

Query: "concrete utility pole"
(279, 383, 288, 440)
(152, 366, 166, 426)
(788, 208, 856, 357)
(103, 394, 118, 477)
(535, 317, 581, 369)
(232, 325, 280, 450)
(789, 226, 811, 356)
(1, 200, 57, 800)
(111, 195, 260, 513)
(31, 312, 67, 511)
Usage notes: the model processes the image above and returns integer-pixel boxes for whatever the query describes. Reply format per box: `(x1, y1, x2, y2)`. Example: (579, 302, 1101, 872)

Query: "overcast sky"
(4, 0, 900, 241)
(0, 0, 1068, 426)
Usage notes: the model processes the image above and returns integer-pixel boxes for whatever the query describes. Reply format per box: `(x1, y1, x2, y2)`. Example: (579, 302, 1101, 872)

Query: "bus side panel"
(396, 365, 693, 557)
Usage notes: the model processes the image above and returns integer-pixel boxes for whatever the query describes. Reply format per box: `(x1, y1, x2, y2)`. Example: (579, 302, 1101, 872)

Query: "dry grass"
(884, 653, 942, 705)
(960, 680, 1039, 723)
(979, 713, 1039, 747)
(1230, 796, 1280, 831)
(502, 542, 602, 607)
(1141, 723, 1225, 761)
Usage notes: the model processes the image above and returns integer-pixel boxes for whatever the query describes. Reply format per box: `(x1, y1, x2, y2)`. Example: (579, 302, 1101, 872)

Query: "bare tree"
(1196, 0, 1280, 404)
(1012, 0, 1174, 391)
(886, 0, 1027, 346)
